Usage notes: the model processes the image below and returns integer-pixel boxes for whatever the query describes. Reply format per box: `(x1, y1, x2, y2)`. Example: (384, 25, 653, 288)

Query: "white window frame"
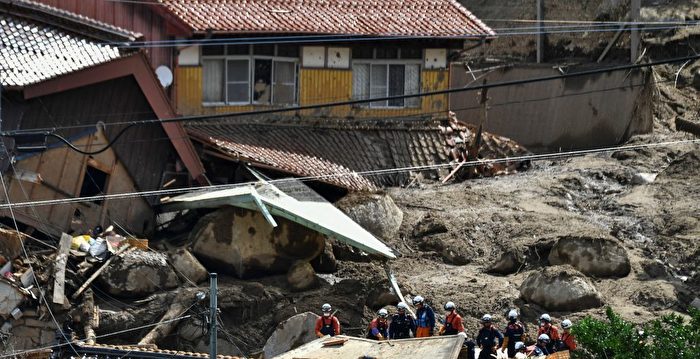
(201, 45, 299, 106)
(352, 48, 422, 109)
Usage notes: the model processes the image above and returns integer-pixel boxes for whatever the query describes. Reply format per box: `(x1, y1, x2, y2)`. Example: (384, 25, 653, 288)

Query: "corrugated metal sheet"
(175, 67, 450, 118)
(159, 0, 495, 37)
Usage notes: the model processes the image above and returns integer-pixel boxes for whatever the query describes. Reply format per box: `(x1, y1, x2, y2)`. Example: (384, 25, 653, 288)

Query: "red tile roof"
(157, 0, 495, 37)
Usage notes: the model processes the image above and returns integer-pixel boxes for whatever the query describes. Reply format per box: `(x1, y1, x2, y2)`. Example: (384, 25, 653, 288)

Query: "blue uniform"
(477, 325, 504, 359)
(389, 313, 416, 339)
(415, 305, 435, 334)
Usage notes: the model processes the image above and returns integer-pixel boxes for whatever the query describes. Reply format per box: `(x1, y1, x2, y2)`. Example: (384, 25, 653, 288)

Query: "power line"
(4, 53, 698, 137)
(0, 137, 697, 209)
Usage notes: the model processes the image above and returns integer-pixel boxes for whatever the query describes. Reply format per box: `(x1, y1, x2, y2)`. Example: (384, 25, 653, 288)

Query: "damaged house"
(0, 0, 206, 237)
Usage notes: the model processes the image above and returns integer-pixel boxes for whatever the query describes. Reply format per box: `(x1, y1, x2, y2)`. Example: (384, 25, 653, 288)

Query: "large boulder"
(336, 192, 403, 239)
(190, 207, 325, 278)
(310, 240, 337, 273)
(548, 236, 630, 277)
(99, 250, 179, 297)
(520, 266, 603, 311)
(263, 312, 319, 358)
(168, 248, 208, 284)
(287, 261, 318, 292)
(488, 249, 524, 275)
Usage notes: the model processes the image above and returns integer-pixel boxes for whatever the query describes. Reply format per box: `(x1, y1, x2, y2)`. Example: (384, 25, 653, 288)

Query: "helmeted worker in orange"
(367, 308, 390, 340)
(559, 319, 577, 351)
(315, 303, 340, 337)
(439, 301, 464, 335)
(413, 295, 435, 337)
(537, 314, 560, 353)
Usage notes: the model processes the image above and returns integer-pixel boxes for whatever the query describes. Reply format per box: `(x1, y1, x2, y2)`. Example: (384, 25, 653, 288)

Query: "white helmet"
(444, 301, 456, 311)
(481, 314, 492, 323)
(412, 295, 425, 305)
(514, 341, 526, 350)
(397, 302, 408, 311)
(508, 309, 519, 320)
(538, 333, 550, 342)
(562, 319, 573, 329)
(322, 303, 332, 313)
(378, 308, 389, 318)
(539, 313, 552, 323)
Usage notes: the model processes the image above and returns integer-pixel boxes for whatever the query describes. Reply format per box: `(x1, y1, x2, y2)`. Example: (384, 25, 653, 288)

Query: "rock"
(630, 282, 677, 311)
(642, 260, 669, 279)
(287, 261, 318, 292)
(631, 172, 657, 185)
(190, 207, 325, 278)
(263, 312, 319, 359)
(691, 297, 700, 311)
(365, 281, 400, 309)
(416, 236, 470, 265)
(336, 192, 403, 239)
(488, 250, 524, 275)
(99, 250, 179, 297)
(310, 240, 337, 273)
(548, 236, 630, 277)
(520, 266, 603, 311)
(168, 248, 208, 284)
(412, 214, 449, 238)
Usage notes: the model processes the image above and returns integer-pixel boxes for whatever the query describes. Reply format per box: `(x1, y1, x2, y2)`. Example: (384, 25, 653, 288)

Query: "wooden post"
(537, 0, 545, 63)
(138, 292, 191, 345)
(630, 0, 641, 62)
(52, 233, 72, 305)
(82, 289, 97, 345)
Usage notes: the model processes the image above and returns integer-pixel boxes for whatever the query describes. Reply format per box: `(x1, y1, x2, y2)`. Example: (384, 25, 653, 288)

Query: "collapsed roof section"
(187, 114, 530, 192)
(161, 179, 397, 259)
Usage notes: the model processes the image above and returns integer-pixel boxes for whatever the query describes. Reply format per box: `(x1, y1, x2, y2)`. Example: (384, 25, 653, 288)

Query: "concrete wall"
(449, 64, 654, 151)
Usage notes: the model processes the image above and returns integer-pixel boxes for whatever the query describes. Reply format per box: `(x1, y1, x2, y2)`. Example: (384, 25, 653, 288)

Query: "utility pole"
(536, 0, 545, 63)
(630, 0, 641, 62)
(209, 273, 218, 359)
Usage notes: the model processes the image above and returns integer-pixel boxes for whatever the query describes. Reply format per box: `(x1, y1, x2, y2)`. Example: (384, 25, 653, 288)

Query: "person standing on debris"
(367, 308, 390, 340)
(502, 309, 526, 358)
(533, 334, 553, 356)
(315, 303, 341, 337)
(439, 301, 464, 335)
(537, 314, 560, 353)
(476, 314, 504, 359)
(413, 295, 435, 337)
(559, 319, 577, 351)
(389, 302, 416, 339)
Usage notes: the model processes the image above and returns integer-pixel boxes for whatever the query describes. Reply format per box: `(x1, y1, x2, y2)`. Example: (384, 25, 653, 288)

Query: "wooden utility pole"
(537, 0, 545, 63)
(630, 0, 641, 62)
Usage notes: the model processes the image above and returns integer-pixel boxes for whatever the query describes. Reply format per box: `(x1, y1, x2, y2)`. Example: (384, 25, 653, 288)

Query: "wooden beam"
(597, 25, 627, 63)
(138, 292, 191, 345)
(72, 244, 132, 299)
(82, 289, 97, 345)
(52, 233, 72, 305)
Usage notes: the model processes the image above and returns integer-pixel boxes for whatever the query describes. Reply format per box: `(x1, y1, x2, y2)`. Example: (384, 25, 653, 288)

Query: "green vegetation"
(571, 307, 700, 359)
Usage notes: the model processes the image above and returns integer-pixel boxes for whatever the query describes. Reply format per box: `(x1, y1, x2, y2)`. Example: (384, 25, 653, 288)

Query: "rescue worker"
(536, 313, 560, 353)
(476, 314, 504, 359)
(502, 309, 526, 358)
(533, 334, 553, 356)
(559, 319, 577, 351)
(367, 308, 390, 340)
(513, 341, 527, 359)
(315, 303, 340, 337)
(413, 295, 435, 337)
(389, 302, 416, 339)
(439, 301, 464, 335)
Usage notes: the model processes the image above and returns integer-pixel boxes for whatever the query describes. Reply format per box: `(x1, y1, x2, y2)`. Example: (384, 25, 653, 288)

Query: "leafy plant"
(571, 307, 700, 359)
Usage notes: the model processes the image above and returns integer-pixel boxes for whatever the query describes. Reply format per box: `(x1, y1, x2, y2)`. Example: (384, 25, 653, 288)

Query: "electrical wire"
(0, 137, 697, 210)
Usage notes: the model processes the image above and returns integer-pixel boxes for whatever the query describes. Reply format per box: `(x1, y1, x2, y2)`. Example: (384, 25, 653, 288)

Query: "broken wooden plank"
(322, 338, 348, 346)
(138, 292, 191, 345)
(52, 233, 72, 305)
(72, 244, 132, 300)
(82, 289, 97, 345)
(441, 160, 466, 183)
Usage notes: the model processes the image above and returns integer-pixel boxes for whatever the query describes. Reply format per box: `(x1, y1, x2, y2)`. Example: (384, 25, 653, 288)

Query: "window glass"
(253, 59, 273, 104)
(277, 44, 299, 57)
(401, 48, 423, 59)
(227, 59, 250, 103)
(353, 47, 373, 59)
(370, 64, 388, 107)
(376, 47, 399, 59)
(202, 59, 225, 102)
(405, 64, 421, 108)
(202, 45, 225, 56)
(226, 44, 250, 55)
(253, 44, 275, 56)
(273, 61, 296, 104)
(388, 64, 405, 107)
(352, 64, 370, 102)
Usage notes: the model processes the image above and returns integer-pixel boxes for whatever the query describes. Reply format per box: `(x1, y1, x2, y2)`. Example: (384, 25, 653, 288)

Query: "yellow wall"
(175, 66, 450, 118)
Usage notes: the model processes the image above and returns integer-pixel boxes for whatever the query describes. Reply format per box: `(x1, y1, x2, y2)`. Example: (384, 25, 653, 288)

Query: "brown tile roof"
(187, 115, 529, 192)
(75, 343, 242, 359)
(157, 0, 495, 37)
(0, 0, 140, 87)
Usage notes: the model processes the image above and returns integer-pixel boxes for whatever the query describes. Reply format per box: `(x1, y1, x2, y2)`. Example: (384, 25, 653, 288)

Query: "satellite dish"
(155, 65, 173, 88)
